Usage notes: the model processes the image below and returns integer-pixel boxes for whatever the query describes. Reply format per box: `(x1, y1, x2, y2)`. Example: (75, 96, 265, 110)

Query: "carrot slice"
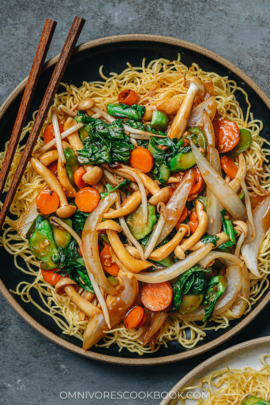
(74, 166, 88, 189)
(100, 244, 120, 276)
(130, 147, 154, 173)
(118, 89, 138, 106)
(141, 282, 173, 312)
(189, 168, 204, 196)
(75, 187, 100, 213)
(47, 161, 58, 176)
(221, 156, 238, 179)
(36, 189, 60, 215)
(178, 205, 188, 224)
(216, 119, 240, 153)
(43, 123, 65, 149)
(177, 168, 204, 197)
(41, 267, 63, 285)
(124, 306, 144, 329)
(188, 211, 199, 233)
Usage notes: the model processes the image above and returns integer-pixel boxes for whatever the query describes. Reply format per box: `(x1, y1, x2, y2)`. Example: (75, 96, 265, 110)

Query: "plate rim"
(160, 336, 270, 405)
(1, 34, 270, 366)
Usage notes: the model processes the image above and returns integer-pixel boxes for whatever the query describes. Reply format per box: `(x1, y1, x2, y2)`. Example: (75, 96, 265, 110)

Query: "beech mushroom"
(174, 200, 208, 259)
(149, 226, 187, 261)
(106, 230, 152, 273)
(31, 158, 76, 218)
(148, 187, 170, 205)
(168, 77, 205, 140)
(96, 220, 122, 233)
(39, 141, 70, 167)
(78, 97, 95, 111)
(103, 191, 142, 219)
(63, 117, 103, 185)
(55, 277, 101, 318)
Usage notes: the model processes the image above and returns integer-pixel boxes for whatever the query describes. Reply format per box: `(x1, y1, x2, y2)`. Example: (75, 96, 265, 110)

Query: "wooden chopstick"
(0, 16, 85, 228)
(0, 19, 57, 198)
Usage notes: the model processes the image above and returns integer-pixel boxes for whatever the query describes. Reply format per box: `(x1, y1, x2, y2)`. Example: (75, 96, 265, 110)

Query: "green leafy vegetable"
(56, 241, 94, 293)
(77, 118, 134, 165)
(201, 234, 219, 247)
(100, 179, 131, 199)
(71, 207, 89, 234)
(173, 265, 210, 311)
(203, 275, 227, 321)
(29, 216, 59, 270)
(107, 103, 145, 120)
(64, 147, 80, 186)
(221, 209, 237, 244)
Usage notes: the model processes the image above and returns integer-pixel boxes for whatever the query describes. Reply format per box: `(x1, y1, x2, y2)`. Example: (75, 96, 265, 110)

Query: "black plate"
(1, 35, 270, 365)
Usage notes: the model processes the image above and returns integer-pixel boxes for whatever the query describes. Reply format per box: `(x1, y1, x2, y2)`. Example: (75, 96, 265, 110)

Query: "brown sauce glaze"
(250, 194, 268, 210)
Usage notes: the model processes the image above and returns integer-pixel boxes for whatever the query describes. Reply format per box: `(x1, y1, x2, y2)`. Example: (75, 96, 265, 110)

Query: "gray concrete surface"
(1, 0, 270, 404)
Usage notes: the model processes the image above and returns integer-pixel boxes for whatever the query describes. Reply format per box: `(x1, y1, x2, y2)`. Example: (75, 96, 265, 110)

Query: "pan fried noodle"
(176, 355, 270, 405)
(1, 55, 270, 355)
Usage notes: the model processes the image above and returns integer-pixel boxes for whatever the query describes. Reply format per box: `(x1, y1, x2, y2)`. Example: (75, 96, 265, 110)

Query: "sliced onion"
(144, 202, 167, 259)
(141, 311, 168, 344)
(181, 265, 242, 321)
(188, 96, 217, 126)
(83, 270, 139, 350)
(135, 244, 212, 283)
(51, 106, 66, 163)
(199, 251, 243, 268)
(82, 192, 119, 296)
(156, 170, 195, 246)
(230, 264, 250, 318)
(241, 196, 270, 278)
(240, 179, 256, 243)
(235, 231, 245, 258)
(191, 141, 246, 220)
(17, 198, 39, 238)
(229, 154, 246, 193)
(206, 147, 222, 235)
(203, 110, 215, 147)
(115, 192, 145, 261)
(120, 167, 148, 224)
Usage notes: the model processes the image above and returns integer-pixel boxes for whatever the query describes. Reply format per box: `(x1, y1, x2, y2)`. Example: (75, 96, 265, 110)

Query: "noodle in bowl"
(1, 53, 270, 356)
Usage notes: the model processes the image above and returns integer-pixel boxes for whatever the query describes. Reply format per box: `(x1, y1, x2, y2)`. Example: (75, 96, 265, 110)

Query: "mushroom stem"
(168, 77, 205, 140)
(174, 200, 208, 259)
(39, 142, 71, 167)
(103, 191, 141, 219)
(30, 158, 76, 218)
(51, 106, 66, 163)
(57, 159, 77, 198)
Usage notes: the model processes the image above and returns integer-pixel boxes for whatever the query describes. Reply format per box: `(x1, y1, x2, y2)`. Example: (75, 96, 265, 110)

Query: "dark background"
(1, 1, 270, 404)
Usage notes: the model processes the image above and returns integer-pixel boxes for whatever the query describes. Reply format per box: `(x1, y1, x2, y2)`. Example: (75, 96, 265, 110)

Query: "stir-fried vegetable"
(216, 119, 240, 153)
(36, 189, 60, 215)
(228, 129, 252, 157)
(151, 110, 169, 131)
(242, 396, 270, 405)
(29, 216, 59, 270)
(130, 147, 154, 173)
(54, 240, 94, 293)
(203, 275, 227, 321)
(168, 128, 207, 172)
(173, 266, 210, 312)
(64, 147, 80, 186)
(118, 89, 138, 105)
(107, 103, 145, 120)
(51, 218, 72, 248)
(77, 117, 134, 165)
(127, 204, 157, 240)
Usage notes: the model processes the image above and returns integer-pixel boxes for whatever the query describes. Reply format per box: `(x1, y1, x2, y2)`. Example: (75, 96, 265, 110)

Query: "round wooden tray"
(1, 34, 270, 365)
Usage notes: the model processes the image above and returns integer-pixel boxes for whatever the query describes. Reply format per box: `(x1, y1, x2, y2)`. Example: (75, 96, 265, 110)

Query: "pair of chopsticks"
(0, 17, 85, 228)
